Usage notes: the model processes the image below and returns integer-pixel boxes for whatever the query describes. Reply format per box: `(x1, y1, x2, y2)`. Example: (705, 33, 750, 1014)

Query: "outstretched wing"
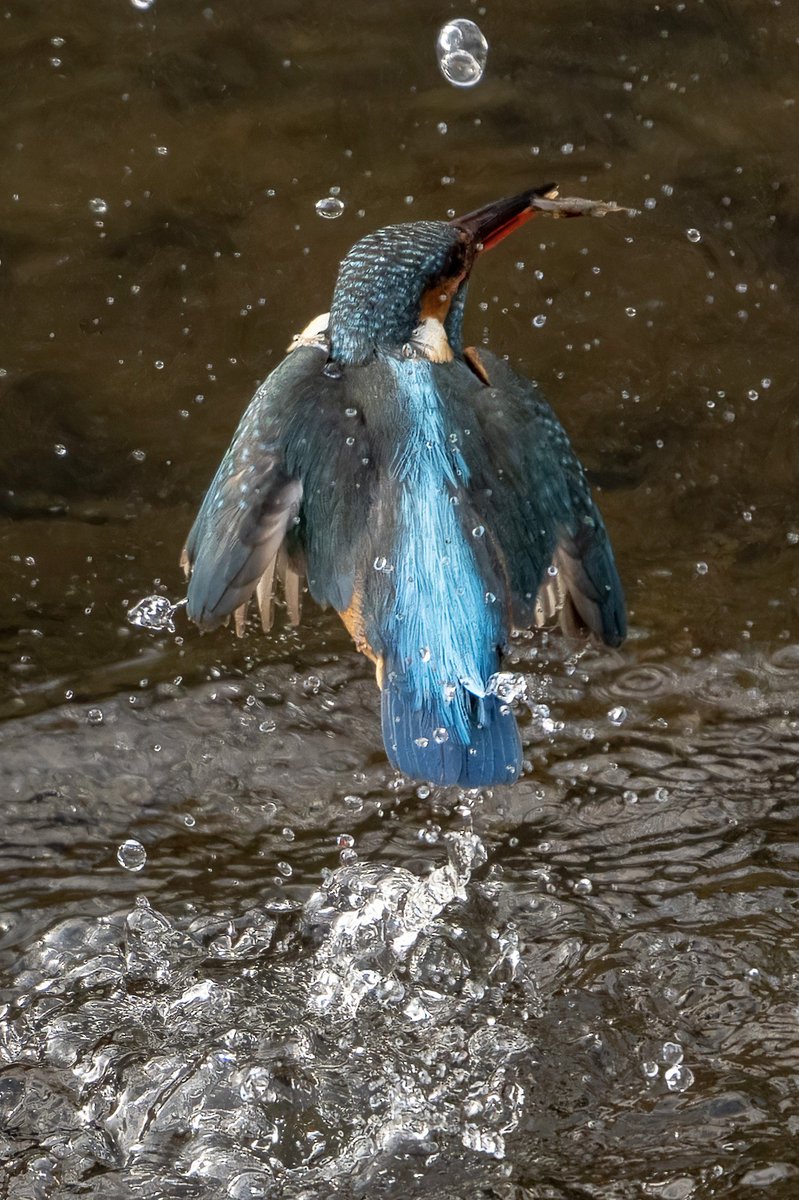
(455, 351, 626, 647)
(182, 364, 304, 631)
(183, 339, 378, 633)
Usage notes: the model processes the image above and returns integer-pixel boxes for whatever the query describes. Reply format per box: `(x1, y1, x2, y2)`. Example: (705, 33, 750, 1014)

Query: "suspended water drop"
(315, 196, 345, 219)
(607, 705, 628, 725)
(695, 561, 709, 575)
(472, 525, 485, 538)
(88, 197, 108, 214)
(487, 672, 527, 703)
(686, 227, 702, 243)
(661, 1040, 684, 1066)
(86, 708, 104, 725)
(436, 19, 488, 88)
(130, 0, 155, 8)
(433, 727, 449, 744)
(117, 838, 147, 872)
(127, 594, 185, 633)
(54, 443, 67, 457)
(573, 877, 593, 895)
(532, 314, 547, 328)
(665, 1062, 694, 1092)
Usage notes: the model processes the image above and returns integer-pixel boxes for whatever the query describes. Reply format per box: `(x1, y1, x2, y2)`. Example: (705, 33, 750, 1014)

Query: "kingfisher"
(182, 184, 626, 788)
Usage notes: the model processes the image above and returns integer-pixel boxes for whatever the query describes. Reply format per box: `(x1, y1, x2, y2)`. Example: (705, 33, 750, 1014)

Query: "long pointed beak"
(452, 183, 559, 251)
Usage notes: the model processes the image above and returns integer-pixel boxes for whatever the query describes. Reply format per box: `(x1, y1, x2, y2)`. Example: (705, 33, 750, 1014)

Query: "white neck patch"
(411, 317, 454, 364)
(287, 311, 330, 353)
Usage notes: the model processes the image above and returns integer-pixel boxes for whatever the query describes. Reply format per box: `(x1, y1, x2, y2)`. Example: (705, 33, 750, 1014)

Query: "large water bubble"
(436, 19, 488, 88)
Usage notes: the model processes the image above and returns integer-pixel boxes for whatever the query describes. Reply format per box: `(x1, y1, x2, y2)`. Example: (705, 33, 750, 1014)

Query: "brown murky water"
(2, 1, 799, 1197)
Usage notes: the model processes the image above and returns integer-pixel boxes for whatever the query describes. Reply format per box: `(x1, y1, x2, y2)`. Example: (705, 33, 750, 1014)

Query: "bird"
(181, 184, 626, 788)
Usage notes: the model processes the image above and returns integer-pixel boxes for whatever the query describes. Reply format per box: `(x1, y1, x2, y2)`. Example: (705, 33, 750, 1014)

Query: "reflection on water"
(2, 0, 799, 1196)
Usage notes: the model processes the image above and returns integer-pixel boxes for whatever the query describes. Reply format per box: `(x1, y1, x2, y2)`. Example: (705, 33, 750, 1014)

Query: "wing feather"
(453, 351, 626, 647)
(182, 364, 304, 629)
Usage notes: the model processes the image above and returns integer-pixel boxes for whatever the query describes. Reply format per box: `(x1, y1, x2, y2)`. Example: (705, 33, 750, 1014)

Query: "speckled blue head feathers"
(329, 221, 472, 364)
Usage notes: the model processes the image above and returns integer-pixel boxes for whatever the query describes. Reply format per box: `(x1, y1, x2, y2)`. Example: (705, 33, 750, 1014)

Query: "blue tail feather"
(381, 676, 522, 788)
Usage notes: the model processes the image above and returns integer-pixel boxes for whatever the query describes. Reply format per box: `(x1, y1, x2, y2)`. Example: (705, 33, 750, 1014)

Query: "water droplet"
(574, 877, 593, 895)
(127, 594, 184, 632)
(117, 838, 147, 871)
(87, 708, 104, 725)
(373, 556, 388, 571)
(88, 197, 108, 214)
(420, 646, 431, 662)
(437, 121, 448, 134)
(665, 1063, 694, 1092)
(607, 705, 627, 725)
(131, 448, 146, 462)
(487, 672, 527, 703)
(532, 314, 547, 328)
(695, 561, 709, 575)
(315, 196, 345, 219)
(414, 736, 429, 748)
(276, 861, 293, 878)
(625, 306, 637, 317)
(436, 19, 488, 88)
(686, 228, 702, 243)
(642, 1060, 659, 1078)
(322, 361, 342, 380)
(130, 0, 155, 8)
(661, 1040, 683, 1066)
(54, 443, 67, 457)
(433, 726, 449, 744)
(472, 525, 485, 538)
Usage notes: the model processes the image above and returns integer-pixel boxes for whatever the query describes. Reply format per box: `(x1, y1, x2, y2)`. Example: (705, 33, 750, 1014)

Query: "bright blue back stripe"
(383, 357, 500, 744)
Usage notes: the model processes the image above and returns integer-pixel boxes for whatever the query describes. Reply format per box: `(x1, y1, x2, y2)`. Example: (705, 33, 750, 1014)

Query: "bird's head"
(328, 184, 558, 366)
